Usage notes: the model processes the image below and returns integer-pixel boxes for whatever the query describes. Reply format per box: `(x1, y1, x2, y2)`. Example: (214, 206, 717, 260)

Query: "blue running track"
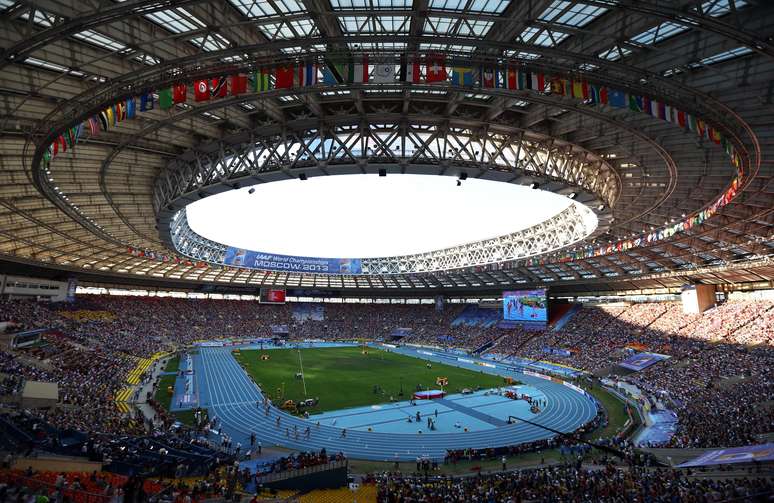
(192, 344, 597, 461)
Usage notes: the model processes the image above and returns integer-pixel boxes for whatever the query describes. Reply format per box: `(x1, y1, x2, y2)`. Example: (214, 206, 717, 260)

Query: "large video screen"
(503, 289, 547, 322)
(259, 288, 286, 304)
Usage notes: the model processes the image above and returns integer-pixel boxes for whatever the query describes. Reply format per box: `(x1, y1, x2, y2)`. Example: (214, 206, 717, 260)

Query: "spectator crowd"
(0, 294, 772, 459)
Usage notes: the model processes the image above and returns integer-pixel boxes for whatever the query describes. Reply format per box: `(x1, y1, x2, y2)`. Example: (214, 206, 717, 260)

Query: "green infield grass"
(233, 346, 511, 413)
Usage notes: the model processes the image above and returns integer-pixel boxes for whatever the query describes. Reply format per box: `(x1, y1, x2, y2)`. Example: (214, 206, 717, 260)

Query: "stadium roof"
(0, 0, 772, 294)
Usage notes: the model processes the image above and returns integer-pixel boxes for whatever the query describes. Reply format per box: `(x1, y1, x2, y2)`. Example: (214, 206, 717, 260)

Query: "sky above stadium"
(187, 174, 573, 258)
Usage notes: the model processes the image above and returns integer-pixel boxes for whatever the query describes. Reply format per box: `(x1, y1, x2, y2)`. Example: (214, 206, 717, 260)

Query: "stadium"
(0, 0, 772, 501)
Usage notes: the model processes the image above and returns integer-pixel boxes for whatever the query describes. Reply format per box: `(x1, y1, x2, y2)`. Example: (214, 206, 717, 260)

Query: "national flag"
(371, 62, 394, 83)
(114, 102, 123, 122)
(657, 101, 666, 120)
(608, 89, 626, 108)
(172, 83, 187, 104)
(347, 55, 369, 83)
(589, 84, 607, 105)
(425, 54, 446, 83)
(210, 77, 228, 98)
(98, 111, 109, 130)
(230, 73, 248, 95)
(531, 72, 545, 92)
(451, 67, 474, 87)
(687, 113, 697, 132)
(299, 62, 317, 86)
(549, 76, 566, 95)
(88, 116, 99, 135)
(628, 94, 643, 112)
(140, 92, 154, 112)
(709, 127, 721, 144)
(126, 97, 136, 119)
(664, 104, 674, 122)
(399, 54, 421, 83)
(105, 106, 114, 125)
(276, 65, 295, 88)
(571, 80, 585, 99)
(158, 87, 174, 109)
(59, 135, 67, 152)
(696, 118, 707, 138)
(480, 66, 497, 88)
(642, 96, 653, 115)
(254, 68, 273, 91)
(52, 139, 59, 156)
(506, 67, 518, 90)
(517, 70, 528, 90)
(321, 65, 339, 84)
(322, 57, 345, 84)
(194, 80, 211, 102)
(677, 110, 686, 128)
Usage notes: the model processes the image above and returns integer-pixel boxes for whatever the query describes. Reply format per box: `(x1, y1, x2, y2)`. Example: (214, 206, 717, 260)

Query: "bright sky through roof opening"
(187, 174, 574, 258)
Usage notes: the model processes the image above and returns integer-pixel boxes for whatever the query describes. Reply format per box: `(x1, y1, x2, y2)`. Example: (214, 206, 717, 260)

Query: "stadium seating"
(0, 295, 772, 457)
(375, 464, 773, 502)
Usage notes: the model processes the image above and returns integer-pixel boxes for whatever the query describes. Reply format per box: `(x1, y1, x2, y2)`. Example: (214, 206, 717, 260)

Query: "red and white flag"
(426, 54, 446, 82)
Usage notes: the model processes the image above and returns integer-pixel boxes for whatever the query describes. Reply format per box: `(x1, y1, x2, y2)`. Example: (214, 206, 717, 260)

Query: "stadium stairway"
(125, 351, 170, 385)
(298, 484, 376, 503)
(550, 304, 581, 332)
(471, 332, 508, 355)
(497, 330, 547, 362)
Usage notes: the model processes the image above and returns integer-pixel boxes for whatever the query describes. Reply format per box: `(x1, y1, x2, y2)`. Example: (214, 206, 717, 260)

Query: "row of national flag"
(46, 58, 745, 181)
(42, 54, 746, 267)
(525, 176, 741, 267)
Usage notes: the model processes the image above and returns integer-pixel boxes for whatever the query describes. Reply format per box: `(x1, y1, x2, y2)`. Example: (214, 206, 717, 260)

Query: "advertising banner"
(543, 347, 572, 357)
(224, 247, 362, 275)
(677, 443, 774, 467)
(619, 352, 670, 371)
(66, 277, 78, 302)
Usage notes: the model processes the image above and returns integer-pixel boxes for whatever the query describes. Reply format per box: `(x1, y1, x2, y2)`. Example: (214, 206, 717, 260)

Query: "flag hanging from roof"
(517, 70, 528, 90)
(98, 111, 109, 130)
(194, 80, 210, 102)
(299, 62, 317, 86)
(549, 76, 567, 95)
(210, 77, 228, 98)
(425, 54, 446, 83)
(480, 66, 498, 88)
(531, 72, 545, 92)
(628, 94, 643, 112)
(275, 65, 295, 88)
(172, 84, 186, 103)
(88, 116, 99, 135)
(608, 89, 626, 108)
(231, 73, 248, 95)
(589, 84, 607, 104)
(346, 55, 369, 83)
(126, 97, 136, 119)
(506, 67, 518, 90)
(450, 67, 474, 87)
(140, 92, 154, 112)
(399, 54, 420, 83)
(253, 68, 273, 91)
(158, 87, 174, 109)
(371, 62, 394, 83)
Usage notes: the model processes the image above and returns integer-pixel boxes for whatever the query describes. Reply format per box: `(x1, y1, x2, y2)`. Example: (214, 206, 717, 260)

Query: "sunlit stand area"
(0, 0, 773, 501)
